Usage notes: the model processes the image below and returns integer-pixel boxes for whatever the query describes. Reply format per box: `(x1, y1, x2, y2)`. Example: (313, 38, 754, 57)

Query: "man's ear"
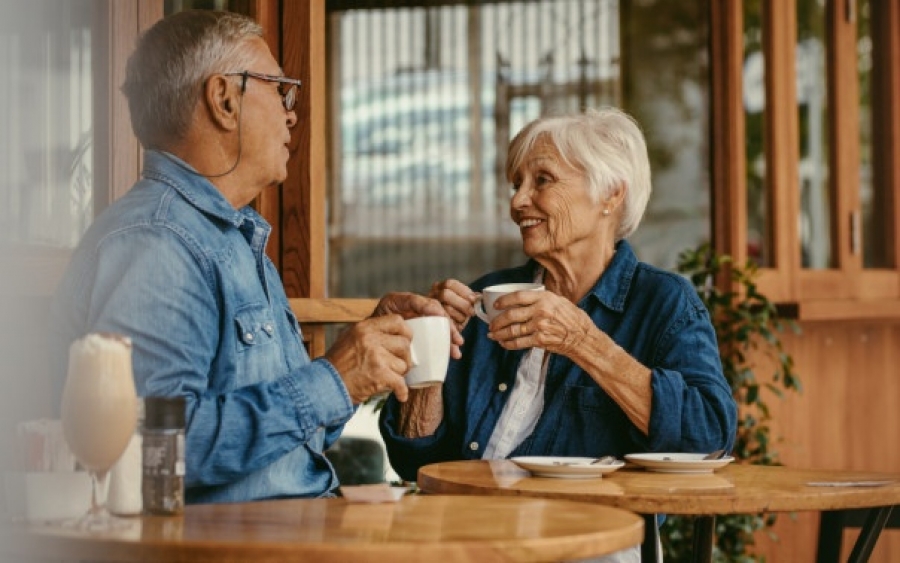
(204, 74, 240, 131)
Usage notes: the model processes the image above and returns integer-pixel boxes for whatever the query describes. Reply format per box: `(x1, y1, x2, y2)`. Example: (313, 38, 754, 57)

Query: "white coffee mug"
(474, 283, 545, 323)
(404, 316, 451, 388)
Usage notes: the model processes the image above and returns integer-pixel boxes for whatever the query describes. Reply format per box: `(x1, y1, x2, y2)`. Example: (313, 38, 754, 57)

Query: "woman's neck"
(539, 243, 616, 303)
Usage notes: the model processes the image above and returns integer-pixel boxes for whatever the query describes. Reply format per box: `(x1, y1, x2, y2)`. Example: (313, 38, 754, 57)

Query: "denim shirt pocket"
(282, 306, 311, 369)
(567, 384, 621, 412)
(283, 306, 304, 342)
(553, 384, 632, 454)
(234, 304, 277, 353)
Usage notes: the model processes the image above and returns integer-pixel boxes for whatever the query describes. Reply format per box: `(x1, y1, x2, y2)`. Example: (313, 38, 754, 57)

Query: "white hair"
(505, 107, 652, 240)
(122, 10, 264, 148)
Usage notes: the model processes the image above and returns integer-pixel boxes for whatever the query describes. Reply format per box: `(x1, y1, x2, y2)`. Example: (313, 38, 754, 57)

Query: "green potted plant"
(662, 242, 801, 561)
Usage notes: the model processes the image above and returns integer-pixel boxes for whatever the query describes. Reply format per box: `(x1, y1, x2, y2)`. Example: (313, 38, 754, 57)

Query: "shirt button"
(245, 332, 254, 342)
(263, 323, 274, 334)
(469, 442, 479, 451)
(498, 383, 508, 392)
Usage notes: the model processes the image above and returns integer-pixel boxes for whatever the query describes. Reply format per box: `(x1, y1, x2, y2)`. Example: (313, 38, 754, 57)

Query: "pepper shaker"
(142, 396, 185, 515)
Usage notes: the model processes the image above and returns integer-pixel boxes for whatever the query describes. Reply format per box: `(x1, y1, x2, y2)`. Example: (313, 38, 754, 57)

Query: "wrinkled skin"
(429, 279, 594, 357)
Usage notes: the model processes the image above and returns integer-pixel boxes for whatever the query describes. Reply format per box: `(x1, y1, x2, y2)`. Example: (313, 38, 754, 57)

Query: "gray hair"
(505, 107, 652, 240)
(122, 10, 264, 148)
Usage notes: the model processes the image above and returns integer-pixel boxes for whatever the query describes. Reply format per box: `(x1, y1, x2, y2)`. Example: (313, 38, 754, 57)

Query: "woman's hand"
(428, 279, 479, 333)
(488, 289, 594, 357)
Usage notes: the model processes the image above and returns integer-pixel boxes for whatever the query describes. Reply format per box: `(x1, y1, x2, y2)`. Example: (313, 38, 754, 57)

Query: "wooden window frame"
(711, 0, 900, 320)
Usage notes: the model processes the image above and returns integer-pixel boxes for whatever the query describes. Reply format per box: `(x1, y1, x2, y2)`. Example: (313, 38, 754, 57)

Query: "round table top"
(3, 494, 643, 562)
(417, 460, 900, 515)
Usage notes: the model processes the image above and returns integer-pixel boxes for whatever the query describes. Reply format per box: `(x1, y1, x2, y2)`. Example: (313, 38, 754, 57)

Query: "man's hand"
(373, 292, 464, 359)
(324, 314, 414, 404)
(373, 291, 445, 318)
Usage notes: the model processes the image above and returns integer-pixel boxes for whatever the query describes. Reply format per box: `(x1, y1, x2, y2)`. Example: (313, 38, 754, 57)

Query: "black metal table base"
(817, 505, 896, 563)
(643, 506, 894, 563)
(641, 514, 658, 562)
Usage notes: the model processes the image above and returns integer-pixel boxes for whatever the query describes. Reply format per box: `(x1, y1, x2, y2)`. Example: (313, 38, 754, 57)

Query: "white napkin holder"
(4, 471, 92, 521)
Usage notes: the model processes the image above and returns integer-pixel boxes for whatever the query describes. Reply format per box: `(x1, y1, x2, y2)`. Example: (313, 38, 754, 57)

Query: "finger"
(415, 296, 450, 318)
(488, 308, 529, 335)
(491, 324, 535, 350)
(490, 319, 524, 342)
(373, 351, 413, 399)
(433, 278, 473, 295)
(494, 289, 544, 311)
(388, 373, 409, 403)
(375, 292, 444, 319)
(383, 331, 415, 365)
(357, 319, 416, 367)
(514, 321, 534, 341)
(443, 294, 476, 324)
(432, 282, 477, 322)
(361, 314, 412, 337)
(449, 324, 465, 360)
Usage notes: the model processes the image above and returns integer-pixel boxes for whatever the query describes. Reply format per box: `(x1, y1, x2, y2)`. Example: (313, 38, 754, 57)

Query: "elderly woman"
(379, 107, 736, 489)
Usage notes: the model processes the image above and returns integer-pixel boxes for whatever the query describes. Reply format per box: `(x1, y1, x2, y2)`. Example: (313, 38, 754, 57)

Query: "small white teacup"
(474, 283, 545, 323)
(404, 316, 452, 388)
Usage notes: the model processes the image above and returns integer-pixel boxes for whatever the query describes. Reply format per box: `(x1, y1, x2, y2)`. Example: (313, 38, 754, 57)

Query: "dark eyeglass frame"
(225, 71, 302, 111)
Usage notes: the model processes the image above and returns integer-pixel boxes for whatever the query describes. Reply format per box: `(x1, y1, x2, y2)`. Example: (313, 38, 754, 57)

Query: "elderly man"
(50, 10, 456, 504)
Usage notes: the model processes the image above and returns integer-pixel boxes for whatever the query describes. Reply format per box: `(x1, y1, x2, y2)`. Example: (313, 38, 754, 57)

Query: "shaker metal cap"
(143, 396, 186, 429)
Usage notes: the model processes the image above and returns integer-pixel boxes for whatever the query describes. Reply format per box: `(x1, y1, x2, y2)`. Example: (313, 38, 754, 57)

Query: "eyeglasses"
(225, 71, 302, 111)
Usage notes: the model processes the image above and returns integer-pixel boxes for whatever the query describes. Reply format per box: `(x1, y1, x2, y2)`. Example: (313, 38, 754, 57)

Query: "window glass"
(0, 1, 97, 248)
(621, 0, 711, 271)
(743, 0, 767, 265)
(328, 0, 710, 297)
(857, 0, 889, 268)
(796, 0, 832, 269)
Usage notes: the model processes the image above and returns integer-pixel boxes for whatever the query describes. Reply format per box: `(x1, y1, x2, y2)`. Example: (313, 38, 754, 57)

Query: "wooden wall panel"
(754, 322, 900, 561)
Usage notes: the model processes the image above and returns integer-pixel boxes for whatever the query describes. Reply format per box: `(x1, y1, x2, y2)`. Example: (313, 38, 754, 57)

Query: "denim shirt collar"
(587, 239, 638, 313)
(141, 150, 270, 236)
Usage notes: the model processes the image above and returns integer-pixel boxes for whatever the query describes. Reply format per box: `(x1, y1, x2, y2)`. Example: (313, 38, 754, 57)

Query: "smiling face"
(509, 139, 615, 267)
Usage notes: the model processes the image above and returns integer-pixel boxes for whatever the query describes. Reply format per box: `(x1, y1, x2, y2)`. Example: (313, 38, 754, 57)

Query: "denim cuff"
(284, 358, 354, 432)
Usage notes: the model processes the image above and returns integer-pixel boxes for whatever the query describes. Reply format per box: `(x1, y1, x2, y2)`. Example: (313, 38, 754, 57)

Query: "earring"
(603, 209, 610, 216)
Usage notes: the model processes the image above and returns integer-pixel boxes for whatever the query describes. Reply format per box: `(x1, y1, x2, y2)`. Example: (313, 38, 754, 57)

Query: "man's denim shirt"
(380, 241, 737, 482)
(51, 150, 354, 504)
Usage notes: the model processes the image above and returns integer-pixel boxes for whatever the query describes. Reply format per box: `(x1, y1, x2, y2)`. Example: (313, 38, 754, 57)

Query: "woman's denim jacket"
(380, 241, 737, 482)
(51, 151, 353, 504)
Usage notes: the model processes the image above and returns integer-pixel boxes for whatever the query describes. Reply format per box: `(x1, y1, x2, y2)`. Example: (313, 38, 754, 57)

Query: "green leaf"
(672, 242, 801, 560)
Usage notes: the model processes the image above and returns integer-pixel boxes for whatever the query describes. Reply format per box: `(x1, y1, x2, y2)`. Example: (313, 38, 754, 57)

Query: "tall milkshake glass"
(60, 333, 138, 530)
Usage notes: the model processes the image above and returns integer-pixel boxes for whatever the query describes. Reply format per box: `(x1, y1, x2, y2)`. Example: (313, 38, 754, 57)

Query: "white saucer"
(510, 456, 625, 479)
(624, 453, 734, 474)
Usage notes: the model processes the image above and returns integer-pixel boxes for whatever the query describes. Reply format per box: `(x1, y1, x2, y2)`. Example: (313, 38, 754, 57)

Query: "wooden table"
(418, 460, 900, 563)
(1, 494, 644, 562)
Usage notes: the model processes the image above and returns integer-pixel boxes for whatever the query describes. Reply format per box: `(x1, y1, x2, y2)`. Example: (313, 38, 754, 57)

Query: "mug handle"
(474, 295, 490, 323)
